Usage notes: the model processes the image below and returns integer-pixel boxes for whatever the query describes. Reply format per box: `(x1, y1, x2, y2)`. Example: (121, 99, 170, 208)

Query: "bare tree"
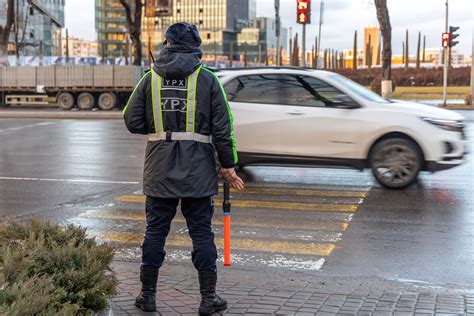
(366, 35, 372, 69)
(374, 0, 393, 97)
(416, 31, 421, 70)
(405, 29, 409, 69)
(353, 30, 357, 70)
(292, 33, 299, 67)
(422, 35, 426, 63)
(0, 0, 15, 65)
(119, 0, 143, 66)
(402, 41, 405, 64)
(314, 36, 318, 69)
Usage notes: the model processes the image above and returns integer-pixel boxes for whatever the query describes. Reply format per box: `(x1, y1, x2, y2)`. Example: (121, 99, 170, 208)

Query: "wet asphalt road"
(0, 115, 473, 292)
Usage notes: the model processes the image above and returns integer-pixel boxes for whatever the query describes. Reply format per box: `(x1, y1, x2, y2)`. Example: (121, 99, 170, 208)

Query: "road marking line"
(0, 122, 55, 133)
(222, 186, 368, 198)
(116, 195, 358, 212)
(95, 232, 336, 256)
(77, 211, 350, 231)
(0, 177, 140, 185)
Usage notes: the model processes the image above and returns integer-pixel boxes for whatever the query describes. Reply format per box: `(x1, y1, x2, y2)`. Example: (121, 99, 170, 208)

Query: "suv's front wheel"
(369, 138, 423, 189)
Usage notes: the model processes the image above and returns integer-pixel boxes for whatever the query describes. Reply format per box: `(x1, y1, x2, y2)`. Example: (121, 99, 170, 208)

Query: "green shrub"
(0, 219, 117, 315)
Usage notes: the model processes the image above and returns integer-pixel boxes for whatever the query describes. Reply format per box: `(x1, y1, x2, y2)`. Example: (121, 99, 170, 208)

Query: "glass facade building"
(238, 17, 288, 65)
(95, 0, 128, 59)
(95, 0, 254, 61)
(0, 0, 65, 56)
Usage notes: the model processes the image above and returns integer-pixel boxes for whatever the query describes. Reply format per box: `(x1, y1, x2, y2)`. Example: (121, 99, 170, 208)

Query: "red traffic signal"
(297, 0, 311, 24)
(442, 32, 450, 48)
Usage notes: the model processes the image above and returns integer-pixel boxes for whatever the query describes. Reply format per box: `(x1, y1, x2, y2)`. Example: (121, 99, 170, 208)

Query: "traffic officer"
(122, 22, 244, 315)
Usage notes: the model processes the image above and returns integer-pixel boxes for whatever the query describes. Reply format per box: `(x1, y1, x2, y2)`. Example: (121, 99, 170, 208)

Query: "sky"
(65, 0, 473, 56)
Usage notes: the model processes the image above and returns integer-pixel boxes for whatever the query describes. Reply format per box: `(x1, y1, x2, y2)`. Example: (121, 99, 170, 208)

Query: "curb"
(0, 109, 122, 120)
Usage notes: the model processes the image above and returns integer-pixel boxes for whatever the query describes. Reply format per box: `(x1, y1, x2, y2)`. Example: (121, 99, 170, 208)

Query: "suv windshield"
(328, 73, 391, 104)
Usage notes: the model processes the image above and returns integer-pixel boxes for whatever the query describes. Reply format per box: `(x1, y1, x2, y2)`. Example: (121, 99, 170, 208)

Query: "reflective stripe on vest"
(148, 132, 211, 143)
(151, 67, 203, 140)
(186, 66, 202, 132)
(151, 70, 164, 133)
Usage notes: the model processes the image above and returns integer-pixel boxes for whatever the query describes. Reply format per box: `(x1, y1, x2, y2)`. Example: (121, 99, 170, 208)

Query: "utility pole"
(275, 0, 281, 66)
(442, 0, 449, 106)
(317, 1, 324, 68)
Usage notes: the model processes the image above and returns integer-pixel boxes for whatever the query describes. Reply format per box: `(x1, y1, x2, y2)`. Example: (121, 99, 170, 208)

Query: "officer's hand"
(219, 168, 245, 191)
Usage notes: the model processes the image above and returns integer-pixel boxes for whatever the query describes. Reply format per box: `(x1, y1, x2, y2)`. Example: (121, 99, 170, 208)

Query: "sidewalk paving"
(111, 260, 474, 316)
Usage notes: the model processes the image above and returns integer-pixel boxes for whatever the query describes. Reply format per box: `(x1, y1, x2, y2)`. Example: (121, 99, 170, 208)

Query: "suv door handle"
(286, 111, 304, 115)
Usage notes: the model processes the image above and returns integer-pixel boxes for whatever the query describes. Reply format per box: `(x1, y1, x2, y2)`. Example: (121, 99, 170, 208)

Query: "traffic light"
(449, 26, 460, 47)
(296, 0, 311, 25)
(442, 32, 450, 48)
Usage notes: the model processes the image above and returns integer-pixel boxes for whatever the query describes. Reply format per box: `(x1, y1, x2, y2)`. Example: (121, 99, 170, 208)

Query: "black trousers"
(141, 195, 217, 272)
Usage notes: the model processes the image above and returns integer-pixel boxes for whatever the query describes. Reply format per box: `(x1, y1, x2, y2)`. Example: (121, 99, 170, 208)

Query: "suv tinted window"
(225, 75, 282, 104)
(225, 74, 356, 107)
(298, 76, 356, 106)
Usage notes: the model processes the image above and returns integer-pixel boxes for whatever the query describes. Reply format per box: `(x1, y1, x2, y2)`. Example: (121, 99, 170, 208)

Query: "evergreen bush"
(0, 219, 117, 315)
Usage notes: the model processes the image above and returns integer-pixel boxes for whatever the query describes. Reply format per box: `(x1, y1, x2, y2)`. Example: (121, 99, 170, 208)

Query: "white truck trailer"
(0, 65, 147, 110)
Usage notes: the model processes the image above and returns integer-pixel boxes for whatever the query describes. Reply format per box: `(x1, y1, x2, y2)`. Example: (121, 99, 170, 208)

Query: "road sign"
(297, 0, 311, 24)
(442, 32, 450, 48)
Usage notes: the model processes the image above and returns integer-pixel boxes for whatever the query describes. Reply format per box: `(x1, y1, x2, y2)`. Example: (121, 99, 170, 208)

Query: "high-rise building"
(0, 0, 65, 56)
(95, 0, 254, 61)
(95, 0, 128, 59)
(237, 17, 288, 64)
(363, 25, 380, 66)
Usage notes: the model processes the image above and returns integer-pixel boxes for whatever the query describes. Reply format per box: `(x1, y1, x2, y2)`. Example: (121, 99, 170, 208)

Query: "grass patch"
(393, 86, 469, 100)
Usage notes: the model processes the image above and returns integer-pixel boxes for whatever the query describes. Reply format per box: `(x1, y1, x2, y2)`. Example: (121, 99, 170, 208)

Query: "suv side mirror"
(331, 95, 360, 109)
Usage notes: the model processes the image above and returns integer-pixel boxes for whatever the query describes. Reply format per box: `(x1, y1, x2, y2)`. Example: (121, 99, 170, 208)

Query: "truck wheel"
(57, 92, 75, 110)
(98, 92, 117, 111)
(77, 92, 95, 110)
(369, 138, 422, 189)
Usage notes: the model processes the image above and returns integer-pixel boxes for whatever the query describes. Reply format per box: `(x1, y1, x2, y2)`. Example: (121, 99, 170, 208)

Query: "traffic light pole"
(442, 0, 449, 106)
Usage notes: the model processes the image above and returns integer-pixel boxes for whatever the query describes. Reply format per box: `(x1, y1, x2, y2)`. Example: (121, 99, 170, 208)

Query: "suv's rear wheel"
(369, 138, 422, 189)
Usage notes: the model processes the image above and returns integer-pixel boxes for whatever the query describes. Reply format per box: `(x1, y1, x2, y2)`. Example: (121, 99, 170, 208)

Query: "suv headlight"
(421, 117, 465, 133)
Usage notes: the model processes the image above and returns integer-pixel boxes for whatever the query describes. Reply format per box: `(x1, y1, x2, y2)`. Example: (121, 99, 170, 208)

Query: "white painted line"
(115, 248, 327, 271)
(0, 122, 55, 133)
(0, 176, 140, 185)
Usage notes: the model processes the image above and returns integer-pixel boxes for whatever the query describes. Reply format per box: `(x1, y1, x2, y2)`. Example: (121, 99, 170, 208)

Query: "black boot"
(135, 269, 158, 312)
(198, 271, 227, 315)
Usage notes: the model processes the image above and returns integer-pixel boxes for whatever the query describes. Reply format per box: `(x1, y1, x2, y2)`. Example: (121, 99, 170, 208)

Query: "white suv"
(218, 67, 468, 189)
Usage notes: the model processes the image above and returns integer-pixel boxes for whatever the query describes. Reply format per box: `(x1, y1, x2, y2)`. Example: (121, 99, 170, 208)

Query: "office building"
(237, 17, 288, 64)
(95, 0, 128, 59)
(96, 0, 255, 60)
(0, 0, 65, 56)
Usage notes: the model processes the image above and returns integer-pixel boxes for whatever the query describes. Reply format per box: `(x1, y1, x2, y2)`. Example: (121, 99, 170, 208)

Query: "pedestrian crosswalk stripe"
(220, 186, 368, 198)
(77, 210, 350, 231)
(94, 232, 336, 256)
(116, 195, 358, 213)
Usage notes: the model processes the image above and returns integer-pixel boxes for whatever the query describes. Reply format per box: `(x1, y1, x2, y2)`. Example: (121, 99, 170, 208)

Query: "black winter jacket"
(123, 45, 238, 198)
